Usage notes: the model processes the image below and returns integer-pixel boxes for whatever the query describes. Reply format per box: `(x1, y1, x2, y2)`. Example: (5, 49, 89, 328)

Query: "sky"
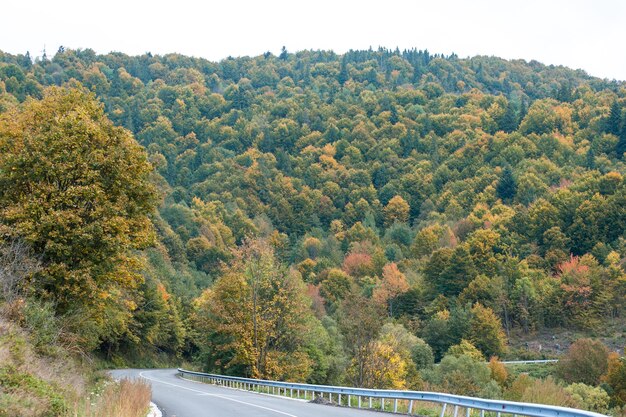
(2, 0, 625, 80)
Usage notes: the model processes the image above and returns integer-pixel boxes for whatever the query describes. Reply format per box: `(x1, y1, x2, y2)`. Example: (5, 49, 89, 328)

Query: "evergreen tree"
(606, 101, 622, 136)
(499, 100, 519, 132)
(338, 56, 348, 86)
(496, 166, 517, 201)
(617, 115, 626, 159)
(279, 46, 288, 60)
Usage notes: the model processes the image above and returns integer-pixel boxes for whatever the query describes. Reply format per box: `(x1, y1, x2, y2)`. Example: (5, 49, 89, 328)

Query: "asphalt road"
(110, 369, 391, 417)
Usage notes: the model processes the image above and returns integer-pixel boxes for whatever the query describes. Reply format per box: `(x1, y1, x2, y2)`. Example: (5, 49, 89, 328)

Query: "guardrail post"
(453, 405, 459, 417)
(394, 399, 398, 412)
(440, 403, 447, 417)
(339, 393, 342, 405)
(329, 392, 332, 403)
(348, 394, 352, 407)
(466, 407, 471, 417)
(290, 388, 293, 397)
(480, 410, 484, 417)
(381, 398, 385, 411)
(409, 399, 413, 414)
(358, 396, 361, 408)
(369, 397, 372, 408)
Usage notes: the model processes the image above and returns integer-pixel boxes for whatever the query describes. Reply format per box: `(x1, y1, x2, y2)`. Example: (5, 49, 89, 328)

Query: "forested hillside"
(1, 47, 626, 413)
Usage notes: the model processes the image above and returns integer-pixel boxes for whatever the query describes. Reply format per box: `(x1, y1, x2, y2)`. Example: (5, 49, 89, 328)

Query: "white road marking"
(138, 371, 299, 417)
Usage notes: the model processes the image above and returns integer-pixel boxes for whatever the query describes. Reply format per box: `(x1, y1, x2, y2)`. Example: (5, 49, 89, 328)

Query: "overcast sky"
(2, 0, 625, 80)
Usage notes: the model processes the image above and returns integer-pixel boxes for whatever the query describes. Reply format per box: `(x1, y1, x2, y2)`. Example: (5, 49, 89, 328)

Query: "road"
(110, 369, 391, 417)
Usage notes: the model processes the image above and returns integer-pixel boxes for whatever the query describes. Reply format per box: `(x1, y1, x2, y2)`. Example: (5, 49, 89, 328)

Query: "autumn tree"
(192, 239, 317, 380)
(556, 338, 609, 385)
(384, 195, 410, 226)
(0, 86, 156, 349)
(338, 287, 384, 387)
(373, 263, 409, 316)
(469, 303, 507, 358)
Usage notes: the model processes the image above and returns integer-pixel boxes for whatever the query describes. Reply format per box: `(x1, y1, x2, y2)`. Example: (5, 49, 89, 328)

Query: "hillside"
(0, 47, 625, 413)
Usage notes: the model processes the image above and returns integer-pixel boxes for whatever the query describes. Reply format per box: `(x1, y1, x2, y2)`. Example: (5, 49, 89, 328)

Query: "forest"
(0, 46, 625, 415)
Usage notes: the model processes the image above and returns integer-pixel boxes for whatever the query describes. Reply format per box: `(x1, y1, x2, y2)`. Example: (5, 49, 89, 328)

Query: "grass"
(68, 378, 151, 417)
(0, 302, 151, 417)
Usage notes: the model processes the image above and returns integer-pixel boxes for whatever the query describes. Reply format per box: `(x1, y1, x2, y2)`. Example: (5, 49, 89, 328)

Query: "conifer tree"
(496, 166, 517, 202)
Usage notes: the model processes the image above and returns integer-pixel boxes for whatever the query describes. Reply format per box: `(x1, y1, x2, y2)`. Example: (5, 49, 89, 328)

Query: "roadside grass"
(0, 301, 151, 417)
(68, 378, 151, 417)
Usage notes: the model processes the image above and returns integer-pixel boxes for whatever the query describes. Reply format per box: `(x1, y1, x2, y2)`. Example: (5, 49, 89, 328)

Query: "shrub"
(565, 383, 610, 413)
(411, 339, 435, 370)
(556, 338, 609, 385)
(488, 357, 509, 387)
(422, 354, 494, 397)
(520, 376, 578, 408)
(446, 339, 485, 362)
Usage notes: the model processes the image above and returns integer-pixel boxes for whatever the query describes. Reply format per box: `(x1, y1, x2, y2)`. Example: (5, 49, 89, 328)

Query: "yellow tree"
(0, 86, 156, 349)
(193, 239, 315, 380)
(384, 195, 410, 226)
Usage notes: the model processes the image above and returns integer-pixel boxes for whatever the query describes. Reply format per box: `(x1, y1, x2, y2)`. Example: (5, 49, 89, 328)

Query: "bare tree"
(0, 239, 40, 302)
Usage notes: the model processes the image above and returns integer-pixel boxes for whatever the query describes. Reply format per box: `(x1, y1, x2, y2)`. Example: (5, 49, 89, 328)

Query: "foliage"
(519, 376, 578, 408)
(0, 46, 625, 403)
(556, 338, 609, 385)
(565, 383, 610, 413)
(446, 339, 485, 361)
(0, 87, 157, 350)
(422, 354, 498, 397)
(469, 303, 507, 358)
(190, 239, 318, 380)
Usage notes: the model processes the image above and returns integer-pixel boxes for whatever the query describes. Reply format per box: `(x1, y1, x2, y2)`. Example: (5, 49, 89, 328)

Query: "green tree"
(606, 101, 622, 136)
(496, 166, 517, 202)
(469, 303, 507, 358)
(0, 86, 156, 349)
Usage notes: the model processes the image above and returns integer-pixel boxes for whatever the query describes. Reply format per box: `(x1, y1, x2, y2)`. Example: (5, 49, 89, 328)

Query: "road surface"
(110, 369, 391, 417)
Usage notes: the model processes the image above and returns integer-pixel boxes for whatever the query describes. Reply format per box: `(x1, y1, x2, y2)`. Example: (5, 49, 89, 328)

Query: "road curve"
(110, 369, 391, 417)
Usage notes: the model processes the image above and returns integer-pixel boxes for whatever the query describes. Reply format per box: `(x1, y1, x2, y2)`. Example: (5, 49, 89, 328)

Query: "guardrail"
(177, 368, 607, 417)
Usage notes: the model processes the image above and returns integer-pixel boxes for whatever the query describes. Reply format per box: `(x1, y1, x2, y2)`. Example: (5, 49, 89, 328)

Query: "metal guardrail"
(177, 368, 608, 417)
(500, 360, 559, 365)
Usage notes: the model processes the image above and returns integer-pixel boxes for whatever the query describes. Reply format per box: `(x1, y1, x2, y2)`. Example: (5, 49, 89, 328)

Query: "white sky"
(2, 0, 625, 80)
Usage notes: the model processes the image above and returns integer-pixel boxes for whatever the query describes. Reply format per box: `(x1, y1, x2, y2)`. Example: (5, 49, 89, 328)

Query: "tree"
(0, 86, 156, 349)
(384, 195, 410, 226)
(606, 101, 622, 136)
(469, 303, 507, 358)
(499, 99, 519, 132)
(446, 339, 485, 361)
(605, 351, 626, 407)
(373, 263, 409, 316)
(192, 239, 316, 380)
(496, 166, 517, 202)
(437, 245, 477, 296)
(279, 46, 288, 60)
(488, 357, 509, 388)
(556, 338, 609, 385)
(338, 288, 384, 387)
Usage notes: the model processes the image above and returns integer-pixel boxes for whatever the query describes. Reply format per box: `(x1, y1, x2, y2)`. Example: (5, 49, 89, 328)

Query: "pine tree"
(617, 115, 626, 159)
(499, 100, 519, 132)
(606, 101, 622, 136)
(279, 46, 288, 60)
(496, 166, 517, 201)
(338, 56, 348, 86)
